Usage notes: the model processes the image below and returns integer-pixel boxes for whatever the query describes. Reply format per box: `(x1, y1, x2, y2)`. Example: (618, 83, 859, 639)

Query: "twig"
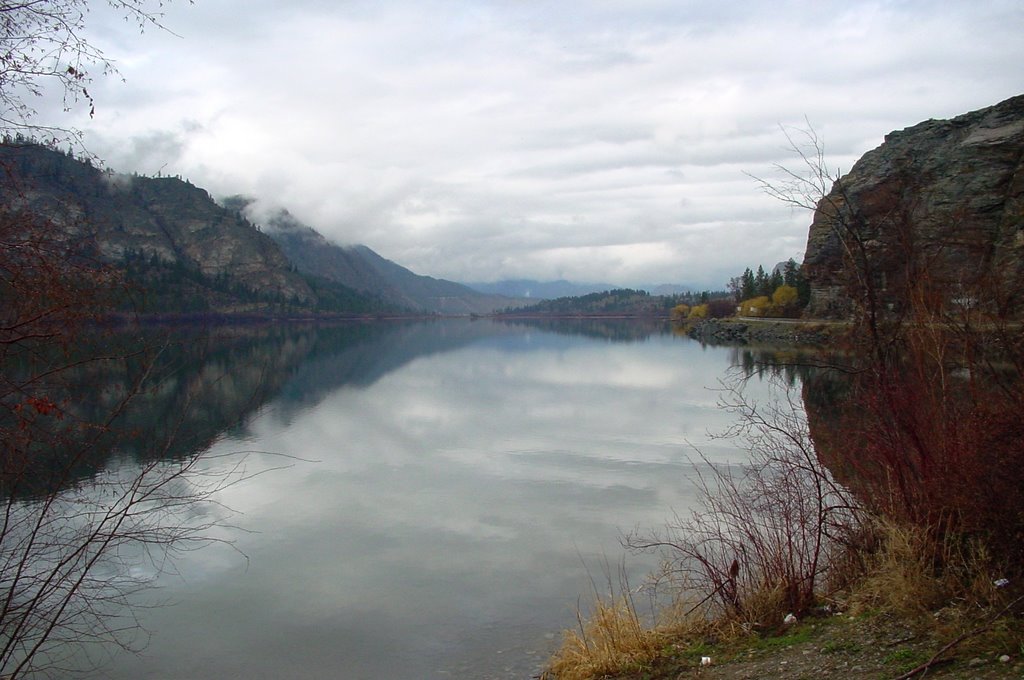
(892, 593, 1024, 679)
(683, 576, 733, 618)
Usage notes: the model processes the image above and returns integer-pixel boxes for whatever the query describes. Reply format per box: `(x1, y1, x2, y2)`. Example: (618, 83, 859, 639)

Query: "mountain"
(0, 143, 390, 315)
(237, 202, 515, 315)
(646, 283, 693, 296)
(802, 94, 1024, 318)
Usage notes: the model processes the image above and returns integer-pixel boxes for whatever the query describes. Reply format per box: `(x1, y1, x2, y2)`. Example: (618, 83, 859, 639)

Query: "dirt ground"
(605, 611, 1024, 680)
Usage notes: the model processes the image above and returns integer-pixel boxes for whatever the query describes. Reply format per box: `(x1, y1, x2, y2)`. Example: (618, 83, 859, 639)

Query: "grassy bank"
(542, 521, 1024, 679)
(540, 358, 1024, 679)
(547, 603, 1024, 679)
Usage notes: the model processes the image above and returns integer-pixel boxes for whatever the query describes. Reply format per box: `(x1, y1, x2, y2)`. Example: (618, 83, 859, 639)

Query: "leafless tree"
(0, 0, 183, 141)
(0, 7, 281, 672)
(0, 195, 272, 677)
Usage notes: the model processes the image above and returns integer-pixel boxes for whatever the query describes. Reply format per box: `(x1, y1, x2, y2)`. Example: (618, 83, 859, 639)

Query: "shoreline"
(684, 317, 847, 346)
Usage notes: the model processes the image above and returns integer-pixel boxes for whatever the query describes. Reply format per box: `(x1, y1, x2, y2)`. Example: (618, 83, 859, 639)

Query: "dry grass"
(836, 520, 1024, 668)
(849, 521, 951, 616)
(849, 520, 1004, 617)
(541, 564, 743, 680)
(542, 595, 667, 680)
(542, 522, 1023, 680)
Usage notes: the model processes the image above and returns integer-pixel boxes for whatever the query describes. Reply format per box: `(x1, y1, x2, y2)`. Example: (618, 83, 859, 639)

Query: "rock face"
(0, 144, 316, 308)
(802, 94, 1024, 318)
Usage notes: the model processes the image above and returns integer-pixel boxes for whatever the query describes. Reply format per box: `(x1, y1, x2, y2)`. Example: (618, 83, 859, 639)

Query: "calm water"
(68, 319, 780, 679)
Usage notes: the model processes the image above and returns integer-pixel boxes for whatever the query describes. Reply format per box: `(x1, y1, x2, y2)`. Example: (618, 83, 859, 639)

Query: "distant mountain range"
(465, 279, 690, 299)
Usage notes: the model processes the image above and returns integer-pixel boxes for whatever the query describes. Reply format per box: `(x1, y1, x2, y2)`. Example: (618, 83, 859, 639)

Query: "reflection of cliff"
(801, 361, 1024, 565)
(726, 350, 860, 491)
(800, 371, 858, 485)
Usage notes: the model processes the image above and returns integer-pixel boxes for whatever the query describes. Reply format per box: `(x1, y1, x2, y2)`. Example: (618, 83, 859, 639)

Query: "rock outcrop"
(802, 94, 1024, 318)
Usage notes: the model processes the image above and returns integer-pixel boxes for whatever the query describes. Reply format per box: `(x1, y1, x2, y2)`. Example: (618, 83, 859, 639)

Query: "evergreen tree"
(783, 258, 799, 286)
(754, 265, 770, 297)
(740, 268, 756, 300)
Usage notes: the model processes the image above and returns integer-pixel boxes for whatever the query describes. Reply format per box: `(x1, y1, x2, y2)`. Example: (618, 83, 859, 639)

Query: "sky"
(40, 0, 1024, 289)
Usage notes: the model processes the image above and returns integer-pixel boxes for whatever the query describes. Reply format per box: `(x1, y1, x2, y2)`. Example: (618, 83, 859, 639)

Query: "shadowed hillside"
(225, 199, 518, 316)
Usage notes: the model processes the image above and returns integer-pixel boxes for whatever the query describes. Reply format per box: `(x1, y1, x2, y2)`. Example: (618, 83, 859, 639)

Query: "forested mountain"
(466, 279, 620, 300)
(231, 200, 516, 315)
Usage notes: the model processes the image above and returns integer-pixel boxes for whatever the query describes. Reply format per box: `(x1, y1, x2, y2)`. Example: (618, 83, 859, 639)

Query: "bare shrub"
(627, 376, 865, 625)
(754, 122, 1024, 573)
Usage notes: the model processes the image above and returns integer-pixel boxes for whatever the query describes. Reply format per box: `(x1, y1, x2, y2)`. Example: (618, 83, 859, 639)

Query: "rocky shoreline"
(685, 318, 842, 346)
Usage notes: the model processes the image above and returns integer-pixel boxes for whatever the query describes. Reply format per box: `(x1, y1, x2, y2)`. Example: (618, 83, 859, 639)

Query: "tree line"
(669, 259, 812, 322)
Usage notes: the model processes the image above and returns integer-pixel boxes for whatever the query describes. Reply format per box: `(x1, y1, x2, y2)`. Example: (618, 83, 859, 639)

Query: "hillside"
(467, 279, 620, 300)
(467, 279, 691, 300)
(497, 288, 678, 316)
(227, 200, 516, 316)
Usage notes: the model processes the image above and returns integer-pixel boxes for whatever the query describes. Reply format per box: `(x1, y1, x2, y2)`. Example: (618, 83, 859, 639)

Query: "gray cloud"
(68, 0, 1024, 288)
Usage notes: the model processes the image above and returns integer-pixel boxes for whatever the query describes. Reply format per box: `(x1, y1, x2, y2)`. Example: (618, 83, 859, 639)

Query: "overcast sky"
(52, 0, 1024, 288)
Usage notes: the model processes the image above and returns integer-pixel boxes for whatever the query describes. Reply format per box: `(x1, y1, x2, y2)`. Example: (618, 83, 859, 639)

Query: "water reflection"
(64, 319, 781, 680)
(724, 345, 846, 386)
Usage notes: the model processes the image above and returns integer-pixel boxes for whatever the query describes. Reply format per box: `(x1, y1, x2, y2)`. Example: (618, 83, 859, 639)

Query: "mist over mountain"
(0, 143, 348, 314)
(225, 198, 518, 316)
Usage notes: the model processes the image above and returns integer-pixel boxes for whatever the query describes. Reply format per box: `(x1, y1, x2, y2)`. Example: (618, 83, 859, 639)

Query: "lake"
(62, 318, 783, 679)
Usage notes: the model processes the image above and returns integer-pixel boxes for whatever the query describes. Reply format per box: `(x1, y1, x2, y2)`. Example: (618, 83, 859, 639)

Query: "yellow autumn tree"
(670, 303, 691, 321)
(739, 296, 771, 317)
(770, 284, 800, 317)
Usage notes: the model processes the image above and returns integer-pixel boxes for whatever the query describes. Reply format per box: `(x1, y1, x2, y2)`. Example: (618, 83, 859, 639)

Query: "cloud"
(69, 0, 1024, 288)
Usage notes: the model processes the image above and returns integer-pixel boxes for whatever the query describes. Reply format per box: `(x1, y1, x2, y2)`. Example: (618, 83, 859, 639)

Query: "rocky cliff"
(802, 94, 1024, 318)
